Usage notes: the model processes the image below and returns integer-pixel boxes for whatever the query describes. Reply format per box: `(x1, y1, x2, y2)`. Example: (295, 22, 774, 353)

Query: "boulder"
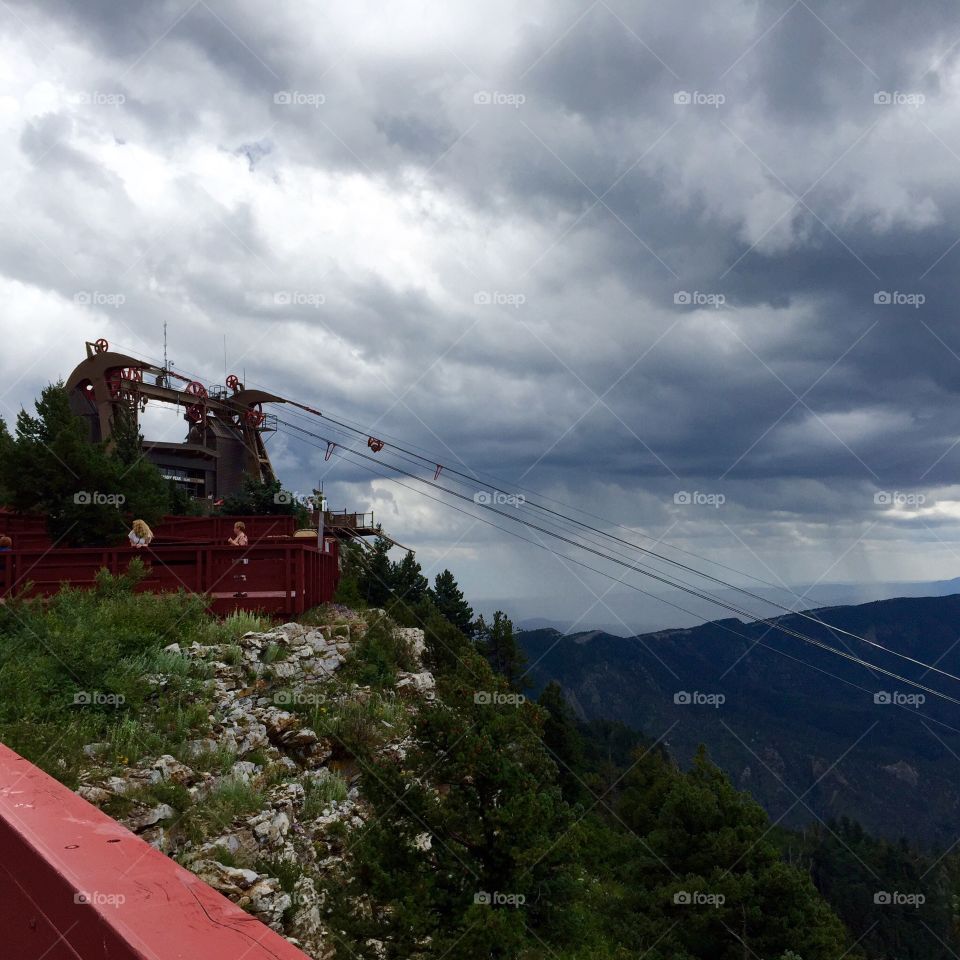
(152, 755, 195, 785)
(396, 671, 435, 697)
(76, 785, 113, 805)
(184, 738, 217, 758)
(128, 803, 177, 832)
(231, 760, 260, 783)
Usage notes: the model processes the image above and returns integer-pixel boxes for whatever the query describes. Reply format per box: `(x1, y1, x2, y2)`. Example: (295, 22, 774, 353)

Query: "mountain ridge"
(520, 591, 960, 846)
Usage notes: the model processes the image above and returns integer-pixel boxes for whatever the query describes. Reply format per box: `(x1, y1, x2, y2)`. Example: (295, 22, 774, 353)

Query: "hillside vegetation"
(0, 552, 882, 958)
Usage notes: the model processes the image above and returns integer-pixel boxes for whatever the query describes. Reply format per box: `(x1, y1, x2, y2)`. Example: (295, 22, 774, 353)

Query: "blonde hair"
(132, 519, 153, 539)
(234, 521, 246, 531)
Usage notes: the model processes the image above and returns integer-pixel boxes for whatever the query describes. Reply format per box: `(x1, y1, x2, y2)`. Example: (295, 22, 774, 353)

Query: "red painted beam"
(0, 744, 313, 960)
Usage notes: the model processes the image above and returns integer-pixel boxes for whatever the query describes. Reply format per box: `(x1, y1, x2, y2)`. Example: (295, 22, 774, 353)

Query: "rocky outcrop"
(882, 760, 919, 786)
(73, 610, 432, 958)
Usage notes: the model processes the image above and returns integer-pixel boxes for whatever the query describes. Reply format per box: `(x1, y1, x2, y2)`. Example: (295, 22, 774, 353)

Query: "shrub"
(341, 617, 415, 688)
(306, 694, 407, 759)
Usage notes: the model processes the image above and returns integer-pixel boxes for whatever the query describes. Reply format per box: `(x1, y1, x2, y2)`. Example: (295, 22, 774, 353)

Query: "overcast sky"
(4, 0, 960, 629)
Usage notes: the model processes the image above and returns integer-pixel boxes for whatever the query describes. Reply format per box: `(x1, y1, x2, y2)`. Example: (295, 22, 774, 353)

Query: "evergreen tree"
(794, 818, 955, 959)
(391, 550, 428, 605)
(0, 384, 160, 546)
(422, 608, 475, 675)
(0, 385, 177, 545)
(166, 479, 205, 516)
(108, 402, 172, 524)
(616, 740, 676, 836)
(336, 649, 577, 958)
(220, 474, 306, 523)
(618, 745, 851, 960)
(429, 568, 473, 633)
(357, 536, 394, 607)
(537, 681, 587, 805)
(475, 611, 528, 691)
(0, 417, 12, 505)
(331, 540, 366, 607)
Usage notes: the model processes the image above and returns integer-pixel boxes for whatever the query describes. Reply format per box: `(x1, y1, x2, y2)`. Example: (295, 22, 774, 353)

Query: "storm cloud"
(3, 0, 960, 626)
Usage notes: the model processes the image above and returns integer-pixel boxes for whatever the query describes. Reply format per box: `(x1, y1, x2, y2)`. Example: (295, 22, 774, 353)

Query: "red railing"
(0, 742, 312, 960)
(152, 515, 298, 542)
(0, 540, 339, 616)
(0, 511, 46, 538)
(0, 513, 301, 547)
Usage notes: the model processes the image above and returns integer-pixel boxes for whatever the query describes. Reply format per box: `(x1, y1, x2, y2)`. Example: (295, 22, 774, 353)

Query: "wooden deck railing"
(0, 743, 313, 959)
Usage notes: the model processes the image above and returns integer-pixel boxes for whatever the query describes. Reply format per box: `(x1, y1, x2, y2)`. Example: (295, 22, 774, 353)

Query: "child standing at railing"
(228, 521, 248, 547)
(128, 520, 154, 549)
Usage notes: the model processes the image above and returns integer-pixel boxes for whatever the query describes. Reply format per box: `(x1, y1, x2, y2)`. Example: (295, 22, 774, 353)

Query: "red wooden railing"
(0, 511, 339, 615)
(0, 540, 339, 616)
(0, 742, 313, 960)
(0, 513, 300, 547)
(152, 515, 298, 542)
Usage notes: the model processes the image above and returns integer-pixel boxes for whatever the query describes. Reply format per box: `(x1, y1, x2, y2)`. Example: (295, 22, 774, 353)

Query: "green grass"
(198, 610, 274, 646)
(255, 855, 303, 894)
(220, 644, 243, 666)
(263, 642, 290, 664)
(182, 745, 239, 776)
(146, 780, 192, 809)
(305, 693, 408, 758)
(303, 770, 349, 819)
(245, 748, 271, 767)
(300, 602, 365, 626)
(176, 776, 266, 845)
(209, 844, 242, 868)
(262, 762, 296, 787)
(0, 564, 223, 781)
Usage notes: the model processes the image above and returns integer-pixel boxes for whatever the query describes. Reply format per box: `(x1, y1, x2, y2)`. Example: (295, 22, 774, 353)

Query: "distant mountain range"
(490, 575, 960, 637)
(520, 592, 960, 847)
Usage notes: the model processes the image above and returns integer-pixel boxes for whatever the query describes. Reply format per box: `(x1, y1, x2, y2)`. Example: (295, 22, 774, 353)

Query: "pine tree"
(422, 609, 475, 675)
(357, 536, 393, 607)
(335, 649, 577, 958)
(109, 402, 171, 525)
(475, 611, 528, 691)
(391, 550, 428, 605)
(537, 681, 587, 805)
(430, 568, 473, 633)
(618, 745, 851, 960)
(2, 385, 135, 545)
(0, 417, 13, 505)
(220, 475, 304, 522)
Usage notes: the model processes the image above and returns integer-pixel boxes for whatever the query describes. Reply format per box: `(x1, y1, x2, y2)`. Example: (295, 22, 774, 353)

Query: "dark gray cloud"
(5, 0, 960, 615)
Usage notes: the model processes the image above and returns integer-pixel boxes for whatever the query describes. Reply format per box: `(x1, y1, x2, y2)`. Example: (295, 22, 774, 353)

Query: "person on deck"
(128, 520, 154, 549)
(228, 521, 248, 547)
(0, 536, 11, 552)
